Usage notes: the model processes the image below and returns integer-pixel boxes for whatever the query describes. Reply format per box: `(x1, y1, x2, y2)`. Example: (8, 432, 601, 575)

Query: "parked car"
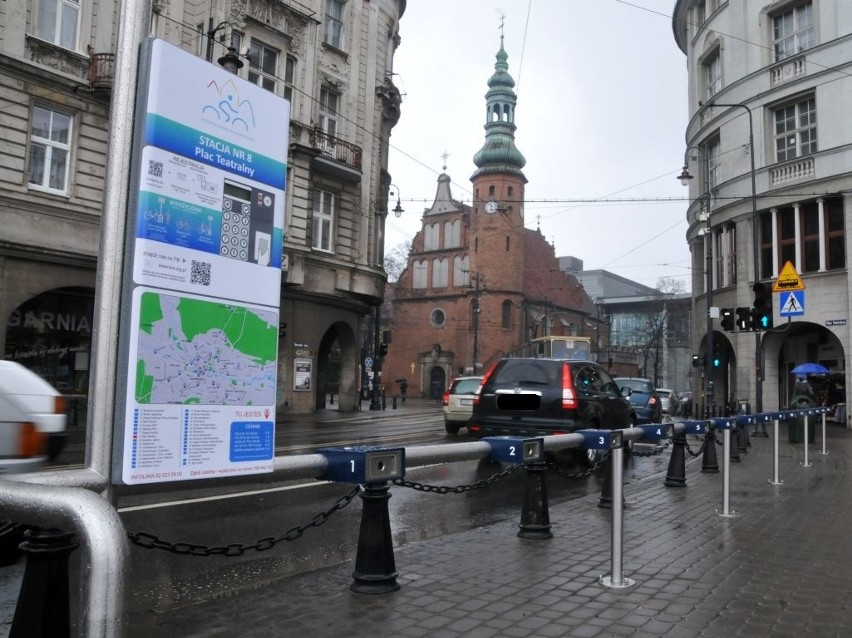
(656, 388, 681, 416)
(468, 358, 636, 465)
(0, 361, 67, 473)
(442, 376, 483, 434)
(614, 377, 662, 425)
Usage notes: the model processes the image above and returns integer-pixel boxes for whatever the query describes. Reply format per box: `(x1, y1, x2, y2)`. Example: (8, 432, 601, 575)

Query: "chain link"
(684, 435, 709, 458)
(391, 462, 522, 493)
(546, 452, 609, 480)
(127, 484, 361, 556)
(630, 440, 673, 458)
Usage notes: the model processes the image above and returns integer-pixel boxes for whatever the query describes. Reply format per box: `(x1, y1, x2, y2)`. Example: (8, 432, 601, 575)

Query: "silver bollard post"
(599, 445, 635, 589)
(717, 428, 736, 517)
(819, 410, 829, 456)
(802, 414, 812, 467)
(769, 418, 783, 485)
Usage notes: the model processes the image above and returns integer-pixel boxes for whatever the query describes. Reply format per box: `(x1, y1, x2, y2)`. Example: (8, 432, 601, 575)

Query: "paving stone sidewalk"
(136, 422, 852, 638)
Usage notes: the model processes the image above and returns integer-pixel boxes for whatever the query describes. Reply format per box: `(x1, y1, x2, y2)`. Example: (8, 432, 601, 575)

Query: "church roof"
(523, 229, 597, 315)
(424, 172, 466, 216)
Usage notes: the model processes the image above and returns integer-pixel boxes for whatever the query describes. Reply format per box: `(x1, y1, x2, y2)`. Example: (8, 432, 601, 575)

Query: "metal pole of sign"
(599, 446, 635, 589)
(717, 429, 736, 517)
(769, 418, 783, 485)
(819, 411, 829, 456)
(802, 414, 812, 467)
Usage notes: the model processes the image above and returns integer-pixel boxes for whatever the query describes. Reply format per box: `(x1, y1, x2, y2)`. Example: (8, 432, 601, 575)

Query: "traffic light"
(752, 282, 773, 330)
(692, 353, 700, 368)
(379, 343, 388, 356)
(712, 342, 721, 367)
(720, 308, 735, 331)
(735, 307, 752, 331)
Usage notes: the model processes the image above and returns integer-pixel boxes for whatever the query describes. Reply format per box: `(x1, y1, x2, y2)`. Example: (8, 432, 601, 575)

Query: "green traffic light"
(713, 358, 721, 367)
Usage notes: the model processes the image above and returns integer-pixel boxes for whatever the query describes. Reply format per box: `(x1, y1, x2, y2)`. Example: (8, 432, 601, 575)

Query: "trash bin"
(788, 394, 817, 443)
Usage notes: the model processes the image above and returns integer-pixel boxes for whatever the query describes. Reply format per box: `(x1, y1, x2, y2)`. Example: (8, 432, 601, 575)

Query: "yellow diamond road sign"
(772, 260, 805, 292)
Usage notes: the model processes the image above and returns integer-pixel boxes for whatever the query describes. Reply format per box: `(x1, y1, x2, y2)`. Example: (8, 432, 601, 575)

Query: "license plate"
(460, 398, 473, 406)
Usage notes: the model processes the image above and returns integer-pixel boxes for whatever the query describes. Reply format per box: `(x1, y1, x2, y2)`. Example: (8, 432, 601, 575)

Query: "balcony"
(88, 53, 115, 90)
(309, 128, 362, 183)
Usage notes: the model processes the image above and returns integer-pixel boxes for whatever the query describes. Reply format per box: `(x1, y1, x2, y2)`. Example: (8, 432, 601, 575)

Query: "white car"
(656, 388, 681, 416)
(442, 376, 483, 434)
(0, 361, 67, 473)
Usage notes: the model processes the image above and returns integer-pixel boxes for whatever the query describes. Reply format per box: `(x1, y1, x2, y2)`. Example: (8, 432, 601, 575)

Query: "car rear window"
(492, 360, 560, 385)
(451, 379, 481, 394)
(617, 379, 652, 393)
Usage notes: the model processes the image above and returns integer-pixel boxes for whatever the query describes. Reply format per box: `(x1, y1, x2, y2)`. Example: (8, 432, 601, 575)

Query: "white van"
(0, 361, 67, 473)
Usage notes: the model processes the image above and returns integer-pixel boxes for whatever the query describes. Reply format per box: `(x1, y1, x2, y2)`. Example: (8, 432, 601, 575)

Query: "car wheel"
(444, 422, 461, 435)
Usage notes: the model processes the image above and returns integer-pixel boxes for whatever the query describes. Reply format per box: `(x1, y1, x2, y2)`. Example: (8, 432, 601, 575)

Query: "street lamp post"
(704, 101, 762, 413)
(369, 185, 404, 411)
(679, 147, 714, 416)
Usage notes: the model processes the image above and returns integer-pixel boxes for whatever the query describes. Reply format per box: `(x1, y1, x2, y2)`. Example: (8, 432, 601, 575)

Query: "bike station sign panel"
(114, 38, 289, 485)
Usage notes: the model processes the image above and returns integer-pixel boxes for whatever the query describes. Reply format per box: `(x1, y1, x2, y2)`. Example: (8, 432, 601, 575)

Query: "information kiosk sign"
(114, 39, 289, 484)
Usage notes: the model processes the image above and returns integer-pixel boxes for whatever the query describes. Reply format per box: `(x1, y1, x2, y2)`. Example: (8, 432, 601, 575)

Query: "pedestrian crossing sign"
(779, 290, 805, 316)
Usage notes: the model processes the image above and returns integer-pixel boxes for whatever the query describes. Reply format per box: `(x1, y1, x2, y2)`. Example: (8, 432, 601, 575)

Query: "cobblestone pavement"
(128, 419, 852, 638)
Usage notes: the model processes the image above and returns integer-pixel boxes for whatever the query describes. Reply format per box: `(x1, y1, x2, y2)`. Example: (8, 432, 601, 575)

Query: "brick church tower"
(382, 36, 600, 400)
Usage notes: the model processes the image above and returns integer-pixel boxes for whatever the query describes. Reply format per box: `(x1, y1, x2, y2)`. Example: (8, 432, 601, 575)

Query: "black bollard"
(599, 453, 628, 506)
(392, 396, 397, 410)
(737, 421, 749, 453)
(729, 426, 742, 462)
(351, 483, 399, 594)
(518, 461, 552, 539)
(753, 415, 769, 437)
(10, 528, 77, 638)
(664, 433, 687, 487)
(701, 426, 720, 473)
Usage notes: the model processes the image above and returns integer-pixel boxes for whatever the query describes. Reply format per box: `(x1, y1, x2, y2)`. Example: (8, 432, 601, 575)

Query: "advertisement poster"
(116, 38, 289, 485)
(293, 358, 312, 392)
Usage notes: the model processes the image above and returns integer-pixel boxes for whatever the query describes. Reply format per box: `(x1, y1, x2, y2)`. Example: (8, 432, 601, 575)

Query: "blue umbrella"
(791, 362, 829, 375)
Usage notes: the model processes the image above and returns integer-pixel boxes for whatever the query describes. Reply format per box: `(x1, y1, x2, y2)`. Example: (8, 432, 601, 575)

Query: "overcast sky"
(386, 0, 691, 291)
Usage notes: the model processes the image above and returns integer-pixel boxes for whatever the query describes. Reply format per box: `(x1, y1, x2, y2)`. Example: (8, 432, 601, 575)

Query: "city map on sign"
(135, 292, 278, 405)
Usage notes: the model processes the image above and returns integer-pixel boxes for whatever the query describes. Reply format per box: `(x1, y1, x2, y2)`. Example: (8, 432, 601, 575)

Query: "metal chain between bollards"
(391, 463, 523, 493)
(630, 440, 673, 458)
(545, 452, 609, 480)
(684, 435, 709, 458)
(126, 484, 361, 556)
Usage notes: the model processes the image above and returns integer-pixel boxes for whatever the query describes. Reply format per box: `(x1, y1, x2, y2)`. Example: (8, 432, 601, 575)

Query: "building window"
(801, 201, 820, 273)
(36, 0, 80, 50)
(432, 258, 448, 288)
(311, 189, 335, 252)
(324, 0, 344, 49)
(705, 51, 721, 99)
(319, 88, 339, 138)
(284, 56, 296, 103)
(773, 1, 814, 62)
(502, 300, 512, 329)
(28, 105, 72, 194)
(429, 308, 446, 328)
(453, 256, 469, 286)
(826, 200, 845, 270)
(413, 260, 427, 289)
(444, 220, 460, 248)
(423, 223, 439, 251)
(774, 97, 816, 162)
(704, 136, 720, 192)
(248, 39, 278, 93)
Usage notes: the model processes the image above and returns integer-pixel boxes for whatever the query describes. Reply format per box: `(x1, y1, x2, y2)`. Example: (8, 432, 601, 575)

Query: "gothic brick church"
(381, 36, 605, 399)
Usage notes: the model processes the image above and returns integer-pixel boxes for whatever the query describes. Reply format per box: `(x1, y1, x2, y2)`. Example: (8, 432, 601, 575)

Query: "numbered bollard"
(483, 437, 551, 539)
(710, 417, 737, 517)
(318, 447, 405, 594)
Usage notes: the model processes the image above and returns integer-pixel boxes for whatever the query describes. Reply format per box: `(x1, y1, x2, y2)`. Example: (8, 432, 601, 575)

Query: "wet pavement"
(123, 415, 852, 637)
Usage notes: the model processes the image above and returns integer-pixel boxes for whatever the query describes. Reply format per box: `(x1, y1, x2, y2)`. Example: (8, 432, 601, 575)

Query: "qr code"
(147, 160, 164, 178)
(190, 260, 211, 286)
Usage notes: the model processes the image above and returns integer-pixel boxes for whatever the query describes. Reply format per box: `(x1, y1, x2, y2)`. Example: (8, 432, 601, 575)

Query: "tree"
(384, 241, 411, 283)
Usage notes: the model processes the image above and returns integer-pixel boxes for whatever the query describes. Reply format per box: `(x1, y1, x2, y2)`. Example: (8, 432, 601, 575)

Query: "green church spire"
(472, 34, 527, 180)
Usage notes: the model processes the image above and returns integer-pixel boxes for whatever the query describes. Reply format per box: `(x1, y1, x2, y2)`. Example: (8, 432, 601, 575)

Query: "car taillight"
(54, 395, 66, 414)
(473, 362, 498, 406)
(18, 422, 47, 458)
(442, 391, 450, 406)
(648, 396, 657, 405)
(562, 362, 578, 409)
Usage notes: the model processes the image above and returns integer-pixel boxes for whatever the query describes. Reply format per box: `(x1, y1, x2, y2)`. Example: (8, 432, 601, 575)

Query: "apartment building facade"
(0, 0, 405, 414)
